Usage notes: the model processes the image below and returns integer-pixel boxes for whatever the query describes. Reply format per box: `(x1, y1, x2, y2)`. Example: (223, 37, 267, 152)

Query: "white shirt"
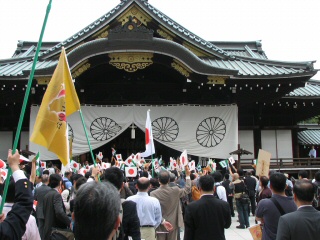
(309, 149, 316, 158)
(127, 192, 162, 227)
(216, 184, 227, 202)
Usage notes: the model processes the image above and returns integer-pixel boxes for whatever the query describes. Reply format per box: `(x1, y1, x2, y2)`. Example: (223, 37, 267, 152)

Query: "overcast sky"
(0, 0, 319, 79)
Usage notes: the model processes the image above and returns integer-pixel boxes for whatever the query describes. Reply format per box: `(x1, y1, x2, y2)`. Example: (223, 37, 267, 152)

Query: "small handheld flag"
(0, 169, 8, 180)
(228, 156, 235, 165)
(125, 167, 137, 177)
(96, 152, 103, 160)
(0, 159, 6, 169)
(116, 154, 122, 161)
(111, 148, 116, 156)
(180, 150, 188, 167)
(219, 159, 229, 169)
(20, 155, 30, 163)
(40, 161, 47, 168)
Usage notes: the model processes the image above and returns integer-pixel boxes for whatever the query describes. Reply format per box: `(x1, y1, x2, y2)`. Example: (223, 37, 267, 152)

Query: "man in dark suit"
(184, 175, 231, 240)
(276, 180, 320, 240)
(34, 173, 51, 239)
(244, 171, 257, 216)
(43, 174, 71, 240)
(103, 167, 141, 240)
(0, 149, 33, 240)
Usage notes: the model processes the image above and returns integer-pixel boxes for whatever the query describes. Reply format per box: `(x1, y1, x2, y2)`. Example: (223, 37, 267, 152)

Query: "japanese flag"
(101, 162, 111, 169)
(125, 157, 135, 167)
(180, 150, 188, 167)
(0, 159, 6, 169)
(70, 160, 80, 170)
(96, 152, 103, 160)
(125, 167, 137, 177)
(20, 155, 30, 163)
(116, 154, 122, 161)
(79, 168, 88, 176)
(40, 161, 46, 168)
(188, 160, 196, 171)
(0, 169, 8, 180)
(141, 110, 155, 158)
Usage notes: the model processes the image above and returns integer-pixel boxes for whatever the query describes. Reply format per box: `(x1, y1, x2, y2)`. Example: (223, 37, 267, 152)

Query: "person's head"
(211, 171, 222, 183)
(141, 171, 148, 178)
(269, 172, 286, 193)
(199, 175, 215, 193)
(298, 170, 308, 180)
(293, 180, 314, 205)
(73, 182, 120, 240)
(41, 174, 49, 184)
(47, 162, 53, 168)
(42, 169, 49, 175)
(259, 176, 269, 188)
(314, 171, 320, 182)
(64, 171, 72, 179)
(169, 173, 176, 182)
(71, 174, 83, 185)
(150, 178, 160, 188)
(224, 173, 229, 180)
(311, 145, 315, 149)
(48, 174, 62, 189)
(104, 167, 124, 190)
(75, 177, 87, 191)
(233, 173, 239, 180)
(136, 177, 150, 192)
(238, 169, 244, 177)
(246, 171, 252, 177)
(158, 170, 170, 185)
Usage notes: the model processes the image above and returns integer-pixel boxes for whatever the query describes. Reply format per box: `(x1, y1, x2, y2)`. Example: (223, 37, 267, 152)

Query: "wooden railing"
(239, 158, 320, 170)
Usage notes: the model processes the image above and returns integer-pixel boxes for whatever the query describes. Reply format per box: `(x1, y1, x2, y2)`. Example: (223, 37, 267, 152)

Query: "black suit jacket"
(43, 189, 71, 240)
(121, 200, 141, 240)
(184, 195, 231, 240)
(276, 206, 320, 240)
(34, 184, 51, 219)
(0, 179, 33, 240)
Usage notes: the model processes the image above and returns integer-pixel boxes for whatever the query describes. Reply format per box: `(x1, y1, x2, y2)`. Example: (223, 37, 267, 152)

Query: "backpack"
(312, 182, 320, 208)
(214, 183, 222, 199)
(191, 185, 201, 201)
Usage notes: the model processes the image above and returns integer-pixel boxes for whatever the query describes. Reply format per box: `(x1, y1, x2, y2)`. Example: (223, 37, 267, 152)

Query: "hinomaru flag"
(141, 110, 155, 158)
(30, 47, 80, 166)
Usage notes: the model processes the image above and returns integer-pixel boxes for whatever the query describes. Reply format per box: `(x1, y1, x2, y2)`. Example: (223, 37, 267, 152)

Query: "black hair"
(298, 170, 308, 179)
(42, 170, 49, 175)
(211, 171, 222, 182)
(74, 182, 120, 240)
(137, 178, 150, 190)
(103, 167, 124, 190)
(314, 171, 320, 182)
(48, 174, 62, 188)
(270, 172, 286, 193)
(158, 171, 170, 184)
(150, 178, 160, 188)
(75, 177, 87, 190)
(260, 176, 269, 188)
(199, 175, 215, 192)
(224, 173, 230, 180)
(293, 180, 314, 202)
(71, 173, 83, 184)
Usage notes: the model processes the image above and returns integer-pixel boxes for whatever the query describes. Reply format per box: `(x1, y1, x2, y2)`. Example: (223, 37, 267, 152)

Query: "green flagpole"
(0, 0, 53, 214)
(79, 109, 96, 167)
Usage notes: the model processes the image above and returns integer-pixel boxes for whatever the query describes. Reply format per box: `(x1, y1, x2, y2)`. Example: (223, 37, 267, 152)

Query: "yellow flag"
(30, 47, 80, 166)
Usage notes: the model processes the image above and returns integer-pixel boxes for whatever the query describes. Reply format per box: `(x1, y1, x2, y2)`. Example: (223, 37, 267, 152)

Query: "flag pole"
(0, 0, 53, 214)
(78, 109, 96, 167)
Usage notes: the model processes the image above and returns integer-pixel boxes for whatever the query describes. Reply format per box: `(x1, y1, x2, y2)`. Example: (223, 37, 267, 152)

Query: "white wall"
(0, 132, 12, 159)
(238, 130, 254, 159)
(261, 130, 292, 160)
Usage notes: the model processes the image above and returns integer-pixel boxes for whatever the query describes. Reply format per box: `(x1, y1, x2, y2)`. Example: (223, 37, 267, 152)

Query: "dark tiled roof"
(38, 0, 231, 59)
(286, 81, 320, 97)
(298, 130, 320, 145)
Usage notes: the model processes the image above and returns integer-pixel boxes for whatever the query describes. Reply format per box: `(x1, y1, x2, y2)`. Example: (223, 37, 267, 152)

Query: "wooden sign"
(248, 224, 262, 240)
(256, 149, 271, 177)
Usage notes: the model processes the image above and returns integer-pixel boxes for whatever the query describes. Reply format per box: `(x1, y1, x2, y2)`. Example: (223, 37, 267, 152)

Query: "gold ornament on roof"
(171, 59, 191, 77)
(207, 76, 227, 85)
(109, 52, 153, 72)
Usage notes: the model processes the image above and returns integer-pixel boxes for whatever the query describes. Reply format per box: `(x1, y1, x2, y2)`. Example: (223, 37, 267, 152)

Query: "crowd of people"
(0, 149, 320, 240)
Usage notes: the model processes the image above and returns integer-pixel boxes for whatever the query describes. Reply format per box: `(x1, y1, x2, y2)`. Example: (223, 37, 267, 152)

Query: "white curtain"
(29, 104, 238, 160)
